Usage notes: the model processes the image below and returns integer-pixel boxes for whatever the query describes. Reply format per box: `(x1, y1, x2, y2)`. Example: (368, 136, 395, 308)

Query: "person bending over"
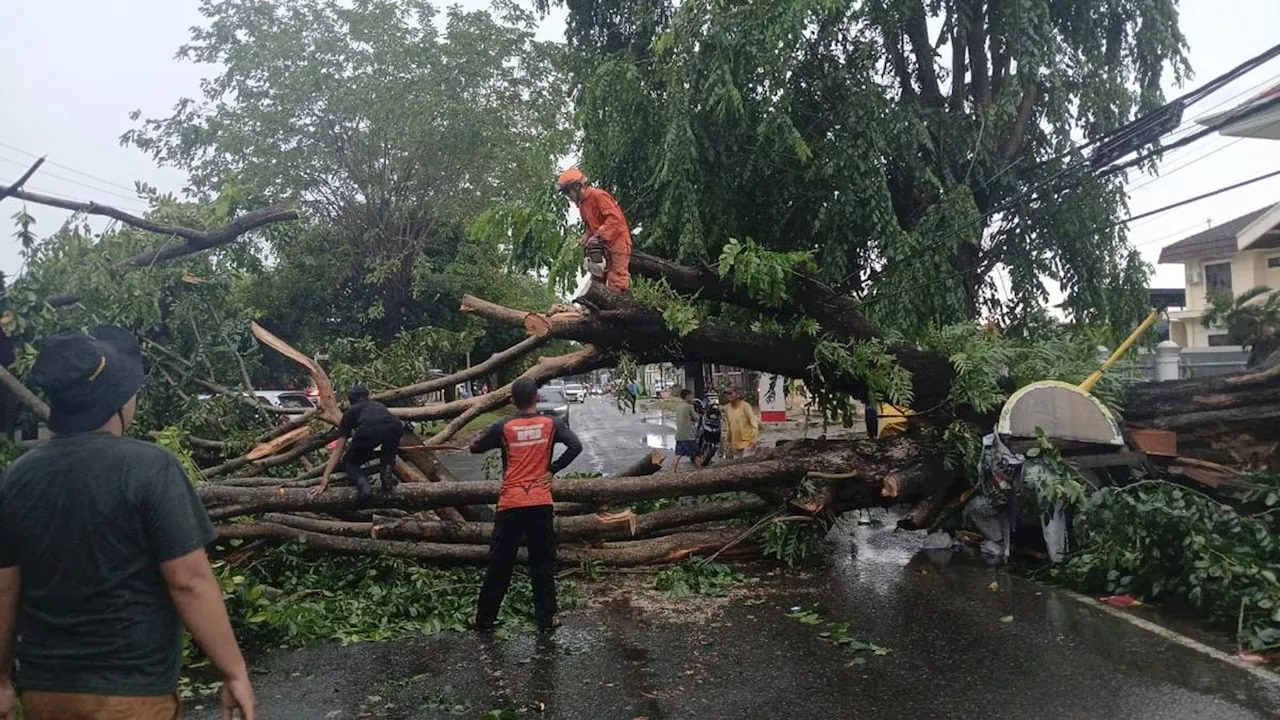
(313, 385, 404, 500)
(468, 378, 582, 632)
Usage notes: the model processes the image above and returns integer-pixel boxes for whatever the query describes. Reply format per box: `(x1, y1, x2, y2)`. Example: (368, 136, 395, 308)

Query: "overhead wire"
(847, 43, 1280, 310)
(0, 141, 141, 196)
(859, 164, 1280, 310)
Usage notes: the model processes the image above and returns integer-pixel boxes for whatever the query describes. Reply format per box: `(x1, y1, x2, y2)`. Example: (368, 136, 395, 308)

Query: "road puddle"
(645, 432, 675, 449)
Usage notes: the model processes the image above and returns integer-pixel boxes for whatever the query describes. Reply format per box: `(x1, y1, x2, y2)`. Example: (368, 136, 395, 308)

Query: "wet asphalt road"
(192, 398, 1280, 719)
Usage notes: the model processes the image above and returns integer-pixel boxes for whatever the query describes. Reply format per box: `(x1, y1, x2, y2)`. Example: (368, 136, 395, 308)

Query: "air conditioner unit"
(1188, 267, 1204, 284)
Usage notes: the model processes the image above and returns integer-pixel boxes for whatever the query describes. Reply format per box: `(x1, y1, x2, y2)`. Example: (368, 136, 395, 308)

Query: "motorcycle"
(692, 395, 723, 468)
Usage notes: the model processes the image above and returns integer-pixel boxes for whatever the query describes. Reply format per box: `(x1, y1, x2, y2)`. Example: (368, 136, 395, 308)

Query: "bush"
(1055, 481, 1280, 651)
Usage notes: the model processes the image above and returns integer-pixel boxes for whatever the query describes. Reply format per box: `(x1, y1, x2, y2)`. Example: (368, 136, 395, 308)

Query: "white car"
(562, 383, 586, 403)
(196, 390, 316, 414)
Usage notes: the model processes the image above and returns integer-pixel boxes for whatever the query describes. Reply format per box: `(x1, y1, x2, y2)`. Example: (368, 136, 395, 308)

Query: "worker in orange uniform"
(556, 167, 632, 292)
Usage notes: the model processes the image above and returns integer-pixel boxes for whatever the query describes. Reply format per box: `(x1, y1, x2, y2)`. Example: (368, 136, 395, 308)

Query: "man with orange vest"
(556, 167, 632, 292)
(467, 378, 582, 632)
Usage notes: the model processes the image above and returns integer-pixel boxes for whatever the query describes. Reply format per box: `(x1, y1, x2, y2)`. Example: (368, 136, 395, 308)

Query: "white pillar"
(1155, 340, 1181, 382)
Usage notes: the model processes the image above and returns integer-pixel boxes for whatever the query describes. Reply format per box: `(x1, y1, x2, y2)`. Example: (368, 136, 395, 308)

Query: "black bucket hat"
(29, 326, 146, 434)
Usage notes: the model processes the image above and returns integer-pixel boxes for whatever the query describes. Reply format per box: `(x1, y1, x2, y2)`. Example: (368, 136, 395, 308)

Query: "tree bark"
(254, 497, 766, 544)
(617, 449, 665, 478)
(216, 523, 741, 567)
(460, 288, 955, 411)
(201, 435, 944, 519)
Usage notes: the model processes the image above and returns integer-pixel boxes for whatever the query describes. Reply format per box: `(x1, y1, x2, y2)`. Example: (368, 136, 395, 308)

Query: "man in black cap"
(0, 326, 254, 720)
(311, 384, 404, 500)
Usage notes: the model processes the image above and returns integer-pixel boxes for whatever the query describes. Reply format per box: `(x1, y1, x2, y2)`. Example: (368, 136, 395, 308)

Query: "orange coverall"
(578, 186, 632, 291)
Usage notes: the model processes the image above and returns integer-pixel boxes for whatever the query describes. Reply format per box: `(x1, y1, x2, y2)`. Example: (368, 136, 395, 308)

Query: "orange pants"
(605, 248, 631, 291)
(21, 691, 181, 720)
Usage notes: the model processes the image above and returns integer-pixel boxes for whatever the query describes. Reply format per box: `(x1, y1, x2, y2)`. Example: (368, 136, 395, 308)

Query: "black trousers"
(343, 421, 403, 483)
(476, 505, 557, 628)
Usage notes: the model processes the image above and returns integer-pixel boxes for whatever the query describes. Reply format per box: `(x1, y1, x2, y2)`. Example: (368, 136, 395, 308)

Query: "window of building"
(1203, 261, 1233, 294)
(1207, 334, 1231, 347)
(1268, 256, 1280, 269)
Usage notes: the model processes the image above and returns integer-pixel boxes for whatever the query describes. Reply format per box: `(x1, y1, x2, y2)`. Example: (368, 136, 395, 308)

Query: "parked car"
(196, 390, 316, 414)
(562, 383, 586, 403)
(537, 387, 571, 427)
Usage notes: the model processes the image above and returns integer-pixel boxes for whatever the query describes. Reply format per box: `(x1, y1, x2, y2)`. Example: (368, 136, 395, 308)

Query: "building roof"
(1157, 206, 1275, 264)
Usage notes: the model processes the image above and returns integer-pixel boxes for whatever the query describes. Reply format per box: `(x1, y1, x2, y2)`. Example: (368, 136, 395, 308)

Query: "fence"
(1124, 343, 1249, 382)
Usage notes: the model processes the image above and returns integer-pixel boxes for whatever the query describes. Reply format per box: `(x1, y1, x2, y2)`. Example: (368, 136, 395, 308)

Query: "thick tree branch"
(372, 334, 548, 403)
(0, 157, 46, 202)
(461, 288, 955, 411)
(0, 366, 49, 421)
(1000, 84, 1038, 158)
(949, 21, 967, 112)
(628, 252, 880, 341)
(987, 0, 1008, 97)
(0, 183, 298, 267)
(904, 1, 945, 107)
(965, 0, 991, 106)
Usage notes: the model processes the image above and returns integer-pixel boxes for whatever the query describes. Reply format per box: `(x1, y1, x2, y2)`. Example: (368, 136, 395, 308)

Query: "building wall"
(1174, 250, 1280, 348)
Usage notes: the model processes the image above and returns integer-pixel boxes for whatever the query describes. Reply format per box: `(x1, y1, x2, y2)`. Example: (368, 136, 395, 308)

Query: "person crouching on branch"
(468, 378, 583, 632)
(556, 167, 632, 292)
(312, 385, 404, 500)
(0, 327, 254, 720)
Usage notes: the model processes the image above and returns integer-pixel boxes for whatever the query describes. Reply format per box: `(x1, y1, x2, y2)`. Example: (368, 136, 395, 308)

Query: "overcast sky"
(3, 0, 1280, 292)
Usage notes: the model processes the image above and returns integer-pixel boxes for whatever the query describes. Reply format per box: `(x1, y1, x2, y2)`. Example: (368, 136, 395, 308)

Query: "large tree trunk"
(215, 523, 743, 567)
(200, 435, 946, 519)
(1123, 362, 1280, 467)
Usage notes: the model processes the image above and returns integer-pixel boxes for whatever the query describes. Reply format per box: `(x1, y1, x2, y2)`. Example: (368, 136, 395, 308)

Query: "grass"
(419, 408, 514, 440)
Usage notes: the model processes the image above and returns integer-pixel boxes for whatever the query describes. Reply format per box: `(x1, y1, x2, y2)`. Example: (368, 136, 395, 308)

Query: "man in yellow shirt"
(723, 385, 760, 459)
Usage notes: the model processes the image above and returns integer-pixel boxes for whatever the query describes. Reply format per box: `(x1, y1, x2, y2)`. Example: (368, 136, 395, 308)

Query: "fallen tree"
(7, 168, 1278, 561)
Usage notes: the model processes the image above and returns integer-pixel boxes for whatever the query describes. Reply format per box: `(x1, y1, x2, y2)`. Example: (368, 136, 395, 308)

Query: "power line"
(0, 141, 142, 196)
(0, 154, 145, 207)
(860, 164, 1280, 309)
(1125, 137, 1244, 197)
(1112, 166, 1280, 229)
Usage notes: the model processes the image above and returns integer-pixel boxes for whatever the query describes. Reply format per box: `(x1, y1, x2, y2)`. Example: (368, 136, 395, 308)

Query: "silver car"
(537, 387, 571, 427)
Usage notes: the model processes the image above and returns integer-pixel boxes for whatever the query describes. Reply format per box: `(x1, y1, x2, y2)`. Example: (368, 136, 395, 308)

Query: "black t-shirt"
(0, 432, 216, 695)
(338, 399, 401, 438)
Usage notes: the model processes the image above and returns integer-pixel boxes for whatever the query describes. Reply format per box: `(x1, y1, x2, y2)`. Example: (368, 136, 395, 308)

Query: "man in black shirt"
(0, 326, 254, 719)
(312, 384, 404, 499)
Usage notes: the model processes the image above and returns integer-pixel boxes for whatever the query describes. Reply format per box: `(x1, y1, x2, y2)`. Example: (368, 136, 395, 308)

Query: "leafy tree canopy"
(123, 0, 574, 354)
(522, 0, 1187, 338)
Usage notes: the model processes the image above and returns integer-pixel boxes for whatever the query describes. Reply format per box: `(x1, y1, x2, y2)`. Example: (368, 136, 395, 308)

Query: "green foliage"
(717, 239, 815, 309)
(650, 558, 746, 599)
(541, 0, 1184, 333)
(1055, 481, 1280, 652)
(1204, 287, 1280, 350)
(786, 605, 891, 664)
(124, 0, 569, 356)
(210, 544, 579, 649)
(328, 326, 481, 394)
(1023, 432, 1091, 510)
(759, 518, 829, 568)
(630, 277, 702, 337)
(151, 426, 203, 483)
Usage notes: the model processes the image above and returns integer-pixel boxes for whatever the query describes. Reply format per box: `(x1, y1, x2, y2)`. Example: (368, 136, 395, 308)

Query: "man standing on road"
(468, 378, 582, 632)
(556, 167, 632, 292)
(672, 389, 699, 472)
(723, 385, 760, 459)
(312, 384, 404, 500)
(625, 379, 639, 414)
(0, 327, 254, 720)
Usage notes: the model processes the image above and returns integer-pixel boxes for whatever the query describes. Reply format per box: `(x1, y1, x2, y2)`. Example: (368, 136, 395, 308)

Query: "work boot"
(380, 465, 398, 494)
(354, 472, 372, 501)
(536, 616, 562, 633)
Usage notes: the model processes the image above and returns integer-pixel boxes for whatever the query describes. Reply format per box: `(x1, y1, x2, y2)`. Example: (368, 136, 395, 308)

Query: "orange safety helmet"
(556, 167, 587, 192)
